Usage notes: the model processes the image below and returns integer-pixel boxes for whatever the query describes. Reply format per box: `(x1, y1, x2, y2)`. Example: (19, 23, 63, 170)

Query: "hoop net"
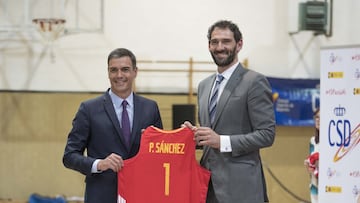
(32, 18, 66, 44)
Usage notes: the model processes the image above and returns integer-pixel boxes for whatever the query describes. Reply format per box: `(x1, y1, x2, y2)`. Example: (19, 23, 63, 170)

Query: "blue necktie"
(209, 74, 224, 125)
(121, 100, 131, 147)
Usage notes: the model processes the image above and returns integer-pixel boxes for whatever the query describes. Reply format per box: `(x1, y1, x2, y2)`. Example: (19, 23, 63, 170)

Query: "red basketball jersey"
(118, 126, 210, 203)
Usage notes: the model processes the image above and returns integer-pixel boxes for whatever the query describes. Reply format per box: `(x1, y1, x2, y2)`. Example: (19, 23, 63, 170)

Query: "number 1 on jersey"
(163, 163, 170, 196)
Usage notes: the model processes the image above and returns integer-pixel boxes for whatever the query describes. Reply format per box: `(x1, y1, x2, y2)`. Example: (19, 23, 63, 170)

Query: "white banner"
(319, 45, 360, 203)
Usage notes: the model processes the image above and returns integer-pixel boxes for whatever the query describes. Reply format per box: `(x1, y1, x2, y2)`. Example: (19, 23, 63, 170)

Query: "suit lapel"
(103, 91, 130, 151)
(213, 64, 247, 128)
(203, 74, 217, 126)
(131, 94, 142, 148)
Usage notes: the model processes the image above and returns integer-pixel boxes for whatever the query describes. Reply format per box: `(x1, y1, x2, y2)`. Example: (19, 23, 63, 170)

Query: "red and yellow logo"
(328, 72, 344, 78)
(325, 185, 342, 193)
(354, 88, 360, 95)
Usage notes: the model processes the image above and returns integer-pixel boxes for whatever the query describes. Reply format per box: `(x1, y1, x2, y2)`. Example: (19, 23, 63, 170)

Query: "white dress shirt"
(211, 61, 240, 152)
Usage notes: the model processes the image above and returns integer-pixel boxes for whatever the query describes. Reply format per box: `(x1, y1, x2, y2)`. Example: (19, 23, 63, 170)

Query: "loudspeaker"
(172, 104, 195, 129)
(298, 1, 328, 32)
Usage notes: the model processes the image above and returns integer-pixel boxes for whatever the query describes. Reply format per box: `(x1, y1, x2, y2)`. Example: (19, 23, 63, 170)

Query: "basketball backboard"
(0, 0, 104, 40)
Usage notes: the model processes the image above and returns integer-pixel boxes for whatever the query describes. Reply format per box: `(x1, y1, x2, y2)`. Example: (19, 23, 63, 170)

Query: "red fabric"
(118, 126, 210, 203)
(307, 152, 319, 178)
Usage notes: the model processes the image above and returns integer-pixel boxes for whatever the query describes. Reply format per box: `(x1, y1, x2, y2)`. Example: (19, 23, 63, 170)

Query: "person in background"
(304, 108, 320, 203)
(184, 20, 276, 203)
(63, 48, 163, 203)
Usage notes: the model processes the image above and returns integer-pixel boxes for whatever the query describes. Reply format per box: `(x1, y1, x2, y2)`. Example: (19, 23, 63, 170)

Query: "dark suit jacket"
(63, 89, 162, 203)
(197, 64, 275, 203)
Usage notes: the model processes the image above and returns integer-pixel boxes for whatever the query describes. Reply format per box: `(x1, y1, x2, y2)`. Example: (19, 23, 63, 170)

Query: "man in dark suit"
(184, 20, 275, 203)
(63, 48, 163, 203)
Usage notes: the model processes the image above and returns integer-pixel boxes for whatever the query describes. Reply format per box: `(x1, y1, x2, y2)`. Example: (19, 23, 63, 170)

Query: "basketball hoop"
(32, 18, 66, 62)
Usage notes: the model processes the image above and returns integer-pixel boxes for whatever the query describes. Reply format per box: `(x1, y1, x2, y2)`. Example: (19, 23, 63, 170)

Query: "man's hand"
(194, 127, 221, 149)
(97, 153, 124, 172)
(183, 121, 220, 149)
(182, 121, 196, 130)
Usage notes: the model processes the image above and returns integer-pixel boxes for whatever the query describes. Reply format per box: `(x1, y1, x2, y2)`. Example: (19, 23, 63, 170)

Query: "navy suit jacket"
(63, 89, 163, 203)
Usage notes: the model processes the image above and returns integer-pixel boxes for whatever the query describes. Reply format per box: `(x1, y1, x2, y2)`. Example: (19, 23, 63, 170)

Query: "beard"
(210, 46, 237, 67)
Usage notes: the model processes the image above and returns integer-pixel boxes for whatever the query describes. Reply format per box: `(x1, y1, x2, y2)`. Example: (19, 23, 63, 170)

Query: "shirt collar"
(109, 89, 134, 107)
(217, 61, 240, 80)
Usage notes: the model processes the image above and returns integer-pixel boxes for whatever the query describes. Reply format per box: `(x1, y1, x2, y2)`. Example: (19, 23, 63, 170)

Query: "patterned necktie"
(209, 74, 224, 125)
(121, 100, 131, 147)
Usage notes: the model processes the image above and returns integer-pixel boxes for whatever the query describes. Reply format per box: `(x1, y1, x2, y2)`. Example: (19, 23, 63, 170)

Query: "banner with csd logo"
(319, 45, 360, 203)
